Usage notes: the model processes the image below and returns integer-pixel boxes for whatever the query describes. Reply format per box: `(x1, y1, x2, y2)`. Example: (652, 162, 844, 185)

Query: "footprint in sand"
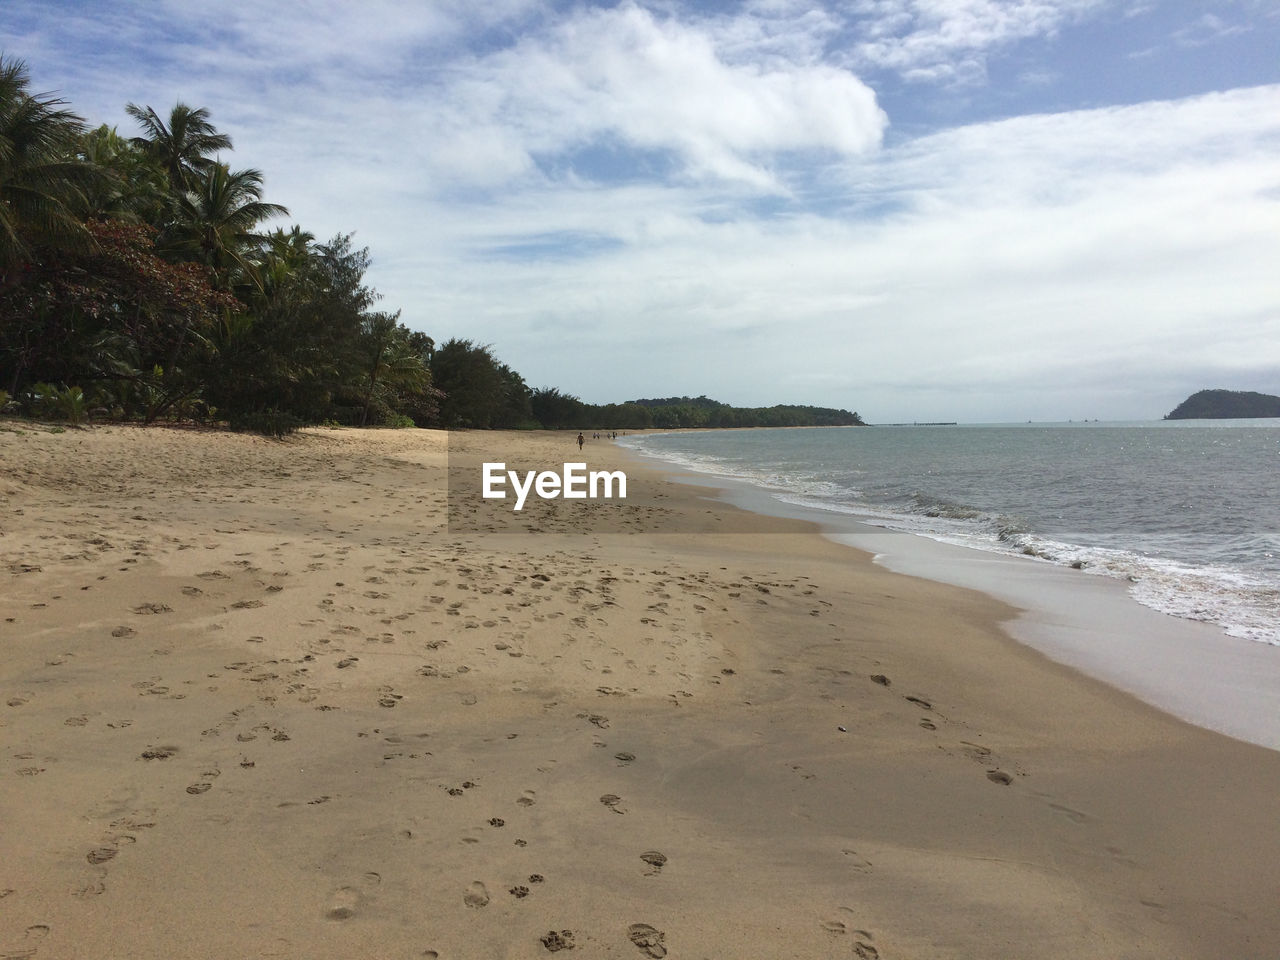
(463, 881, 490, 908)
(639, 851, 666, 876)
(74, 868, 107, 899)
(627, 923, 668, 958)
(3, 923, 51, 957)
(841, 849, 874, 873)
(600, 794, 627, 814)
(540, 930, 575, 952)
(325, 886, 361, 920)
(986, 770, 1013, 786)
(86, 846, 117, 865)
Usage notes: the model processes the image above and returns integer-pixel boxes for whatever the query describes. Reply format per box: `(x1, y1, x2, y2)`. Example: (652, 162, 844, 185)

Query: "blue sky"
(5, 0, 1278, 422)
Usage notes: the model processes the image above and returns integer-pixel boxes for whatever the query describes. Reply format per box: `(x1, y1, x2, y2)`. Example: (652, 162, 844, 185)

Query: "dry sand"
(2, 422, 1278, 959)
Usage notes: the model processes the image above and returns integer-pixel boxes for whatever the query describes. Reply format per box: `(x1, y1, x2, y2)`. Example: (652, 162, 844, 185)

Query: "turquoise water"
(623, 421, 1280, 645)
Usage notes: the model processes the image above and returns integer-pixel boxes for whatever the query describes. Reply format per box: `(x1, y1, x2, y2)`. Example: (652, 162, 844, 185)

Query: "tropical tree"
(531, 386, 587, 428)
(77, 124, 168, 222)
(0, 218, 236, 403)
(0, 55, 103, 278)
(493, 362, 534, 428)
(205, 232, 372, 425)
(430, 339, 508, 428)
(392, 330, 442, 425)
(124, 101, 232, 192)
(263, 225, 316, 269)
(166, 162, 288, 289)
(356, 310, 429, 426)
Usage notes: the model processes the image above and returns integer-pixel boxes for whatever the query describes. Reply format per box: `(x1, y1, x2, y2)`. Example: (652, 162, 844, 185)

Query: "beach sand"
(2, 423, 1278, 959)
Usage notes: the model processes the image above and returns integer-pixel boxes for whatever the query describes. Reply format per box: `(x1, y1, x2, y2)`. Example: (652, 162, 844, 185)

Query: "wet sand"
(2, 423, 1279, 959)
(627, 459, 1280, 752)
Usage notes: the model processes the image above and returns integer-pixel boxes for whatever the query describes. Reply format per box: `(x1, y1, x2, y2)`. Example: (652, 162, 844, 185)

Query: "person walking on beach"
(577, 432, 585, 451)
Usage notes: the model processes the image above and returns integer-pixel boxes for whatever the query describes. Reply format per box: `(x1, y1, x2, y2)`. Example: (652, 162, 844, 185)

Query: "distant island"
(531, 393, 864, 430)
(1165, 389, 1280, 420)
(628, 396, 863, 429)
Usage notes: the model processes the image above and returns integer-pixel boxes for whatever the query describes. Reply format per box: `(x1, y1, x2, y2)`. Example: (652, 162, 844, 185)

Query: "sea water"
(622, 421, 1280, 647)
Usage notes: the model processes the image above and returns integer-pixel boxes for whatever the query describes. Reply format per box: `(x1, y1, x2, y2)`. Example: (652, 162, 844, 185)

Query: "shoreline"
(3, 424, 1280, 958)
(617, 432, 1280, 752)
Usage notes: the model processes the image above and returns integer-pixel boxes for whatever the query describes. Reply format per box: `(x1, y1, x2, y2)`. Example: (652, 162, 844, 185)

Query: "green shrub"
(173, 395, 214, 423)
(384, 413, 416, 428)
(52, 386, 87, 424)
(229, 408, 301, 439)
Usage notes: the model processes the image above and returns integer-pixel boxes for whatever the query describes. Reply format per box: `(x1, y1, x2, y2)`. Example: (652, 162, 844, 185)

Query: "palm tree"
(263, 224, 315, 269)
(0, 55, 102, 275)
(244, 225, 316, 316)
(125, 102, 233, 192)
(168, 162, 288, 288)
(77, 124, 168, 223)
(357, 311, 428, 426)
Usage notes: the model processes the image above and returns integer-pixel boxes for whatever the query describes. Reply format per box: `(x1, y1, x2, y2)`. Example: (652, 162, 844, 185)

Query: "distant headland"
(1165, 389, 1280, 420)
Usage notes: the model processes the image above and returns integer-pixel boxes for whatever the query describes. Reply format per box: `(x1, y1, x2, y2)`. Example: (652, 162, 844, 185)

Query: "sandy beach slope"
(2, 423, 1278, 959)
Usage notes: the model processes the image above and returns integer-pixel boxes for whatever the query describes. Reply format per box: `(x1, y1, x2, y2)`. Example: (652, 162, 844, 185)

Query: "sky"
(4, 0, 1279, 423)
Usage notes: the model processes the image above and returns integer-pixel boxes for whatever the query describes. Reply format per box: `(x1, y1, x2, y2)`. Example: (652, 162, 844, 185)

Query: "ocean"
(622, 421, 1280, 647)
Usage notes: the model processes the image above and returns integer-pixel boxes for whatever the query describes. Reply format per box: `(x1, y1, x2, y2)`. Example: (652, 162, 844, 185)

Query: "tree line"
(529, 392, 862, 429)
(0, 55, 861, 435)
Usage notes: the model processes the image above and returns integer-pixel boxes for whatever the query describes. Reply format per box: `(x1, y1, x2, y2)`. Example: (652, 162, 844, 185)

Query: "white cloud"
(1172, 12, 1249, 47)
(841, 0, 1114, 83)
(425, 3, 886, 190)
(70, 2, 886, 193)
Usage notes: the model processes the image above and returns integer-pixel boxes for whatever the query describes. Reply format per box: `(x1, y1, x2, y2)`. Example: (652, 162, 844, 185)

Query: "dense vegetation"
(1165, 389, 1280, 420)
(0, 56, 861, 435)
(531, 393, 863, 429)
